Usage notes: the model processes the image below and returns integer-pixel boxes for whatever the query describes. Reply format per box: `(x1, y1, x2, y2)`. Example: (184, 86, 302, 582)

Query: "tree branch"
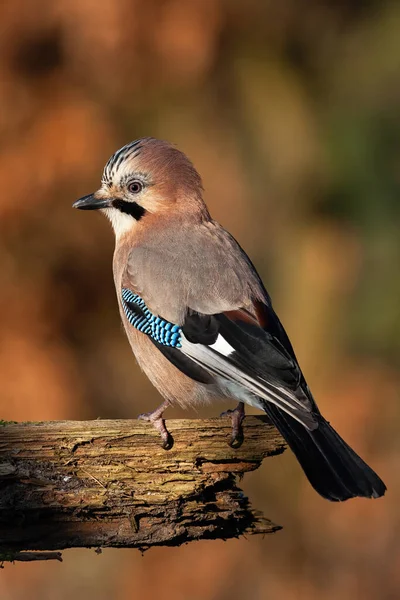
(0, 417, 285, 559)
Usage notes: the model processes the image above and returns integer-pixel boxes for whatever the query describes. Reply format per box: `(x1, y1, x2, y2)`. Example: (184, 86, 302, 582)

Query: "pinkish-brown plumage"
(73, 137, 386, 501)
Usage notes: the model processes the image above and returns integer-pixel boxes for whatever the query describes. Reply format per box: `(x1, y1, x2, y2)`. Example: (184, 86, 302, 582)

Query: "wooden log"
(0, 417, 285, 559)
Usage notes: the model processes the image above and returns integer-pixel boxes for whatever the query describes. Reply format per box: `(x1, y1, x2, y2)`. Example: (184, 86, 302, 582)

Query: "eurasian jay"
(73, 137, 386, 501)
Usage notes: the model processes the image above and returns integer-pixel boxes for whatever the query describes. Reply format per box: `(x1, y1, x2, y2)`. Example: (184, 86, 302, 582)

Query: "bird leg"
(138, 400, 173, 450)
(220, 402, 245, 448)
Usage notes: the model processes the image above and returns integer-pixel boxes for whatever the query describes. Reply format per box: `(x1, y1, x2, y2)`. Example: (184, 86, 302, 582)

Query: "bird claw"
(138, 405, 174, 450)
(229, 429, 244, 449)
(158, 428, 174, 450)
(220, 403, 245, 449)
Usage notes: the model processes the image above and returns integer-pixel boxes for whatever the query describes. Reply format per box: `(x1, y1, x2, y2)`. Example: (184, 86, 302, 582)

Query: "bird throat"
(112, 199, 146, 221)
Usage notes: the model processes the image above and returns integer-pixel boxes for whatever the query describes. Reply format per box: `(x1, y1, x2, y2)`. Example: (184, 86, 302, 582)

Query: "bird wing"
(124, 220, 266, 324)
(123, 220, 317, 429)
(179, 305, 317, 429)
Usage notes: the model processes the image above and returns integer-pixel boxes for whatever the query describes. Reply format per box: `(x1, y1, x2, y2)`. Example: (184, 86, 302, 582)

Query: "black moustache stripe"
(112, 199, 146, 221)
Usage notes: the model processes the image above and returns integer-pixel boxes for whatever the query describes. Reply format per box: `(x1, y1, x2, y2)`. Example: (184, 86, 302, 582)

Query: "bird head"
(73, 137, 207, 239)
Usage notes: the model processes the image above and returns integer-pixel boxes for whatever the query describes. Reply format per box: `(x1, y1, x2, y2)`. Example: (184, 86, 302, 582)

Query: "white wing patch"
(180, 335, 317, 430)
(209, 334, 235, 357)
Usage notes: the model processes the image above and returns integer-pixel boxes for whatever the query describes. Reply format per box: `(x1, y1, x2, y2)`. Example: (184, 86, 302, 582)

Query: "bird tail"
(262, 403, 386, 501)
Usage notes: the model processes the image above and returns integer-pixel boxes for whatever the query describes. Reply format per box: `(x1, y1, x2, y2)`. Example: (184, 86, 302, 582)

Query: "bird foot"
(220, 402, 245, 448)
(138, 402, 173, 450)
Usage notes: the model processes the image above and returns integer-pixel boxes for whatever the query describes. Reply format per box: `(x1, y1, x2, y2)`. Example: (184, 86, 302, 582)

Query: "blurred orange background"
(0, 0, 399, 598)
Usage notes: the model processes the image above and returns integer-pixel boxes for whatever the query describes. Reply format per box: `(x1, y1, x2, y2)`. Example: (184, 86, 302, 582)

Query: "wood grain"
(0, 417, 285, 558)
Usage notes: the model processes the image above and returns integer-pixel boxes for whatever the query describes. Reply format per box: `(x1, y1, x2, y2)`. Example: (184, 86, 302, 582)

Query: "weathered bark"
(0, 417, 285, 560)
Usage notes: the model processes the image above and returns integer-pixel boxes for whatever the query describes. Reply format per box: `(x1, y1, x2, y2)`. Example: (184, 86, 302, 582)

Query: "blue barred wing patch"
(121, 288, 182, 348)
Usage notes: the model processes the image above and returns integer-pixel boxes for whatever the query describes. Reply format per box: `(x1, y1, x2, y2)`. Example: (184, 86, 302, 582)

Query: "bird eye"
(128, 180, 143, 194)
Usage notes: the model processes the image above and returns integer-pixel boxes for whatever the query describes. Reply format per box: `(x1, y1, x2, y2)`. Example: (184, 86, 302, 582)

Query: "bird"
(73, 137, 386, 502)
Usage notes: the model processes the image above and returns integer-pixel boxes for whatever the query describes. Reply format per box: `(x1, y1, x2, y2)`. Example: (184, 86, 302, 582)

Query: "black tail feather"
(262, 404, 386, 501)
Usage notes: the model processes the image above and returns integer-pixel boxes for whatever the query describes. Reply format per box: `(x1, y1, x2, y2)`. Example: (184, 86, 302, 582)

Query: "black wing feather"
(178, 302, 386, 500)
(182, 311, 219, 345)
(216, 313, 301, 390)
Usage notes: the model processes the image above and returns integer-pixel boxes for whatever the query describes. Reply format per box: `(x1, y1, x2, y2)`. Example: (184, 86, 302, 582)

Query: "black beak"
(72, 194, 111, 210)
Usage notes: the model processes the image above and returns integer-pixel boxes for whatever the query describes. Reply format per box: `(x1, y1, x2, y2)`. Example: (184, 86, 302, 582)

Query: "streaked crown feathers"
(101, 137, 203, 196)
